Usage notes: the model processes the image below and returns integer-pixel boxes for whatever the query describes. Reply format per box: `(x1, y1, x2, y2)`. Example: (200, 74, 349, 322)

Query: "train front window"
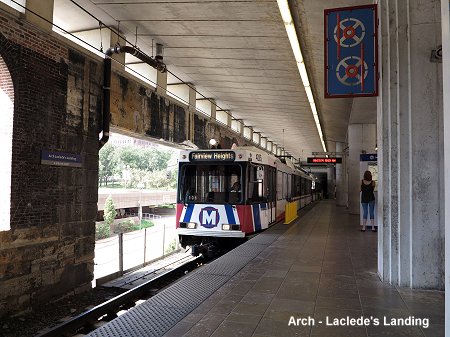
(179, 164, 243, 204)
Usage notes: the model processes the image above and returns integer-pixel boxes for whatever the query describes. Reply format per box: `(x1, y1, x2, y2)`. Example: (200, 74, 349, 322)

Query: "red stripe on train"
(236, 205, 254, 234)
(176, 203, 184, 228)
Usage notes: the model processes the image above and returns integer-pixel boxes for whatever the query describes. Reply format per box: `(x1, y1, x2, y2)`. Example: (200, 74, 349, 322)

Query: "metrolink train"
(176, 147, 321, 256)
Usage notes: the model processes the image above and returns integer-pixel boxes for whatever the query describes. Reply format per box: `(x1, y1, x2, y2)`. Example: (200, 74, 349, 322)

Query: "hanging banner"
(324, 4, 378, 98)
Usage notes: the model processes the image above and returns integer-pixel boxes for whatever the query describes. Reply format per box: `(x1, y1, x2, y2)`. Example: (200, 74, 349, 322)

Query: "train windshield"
(179, 164, 243, 204)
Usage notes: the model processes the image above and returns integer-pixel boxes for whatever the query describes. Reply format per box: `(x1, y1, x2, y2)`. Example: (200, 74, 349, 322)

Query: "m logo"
(199, 207, 220, 228)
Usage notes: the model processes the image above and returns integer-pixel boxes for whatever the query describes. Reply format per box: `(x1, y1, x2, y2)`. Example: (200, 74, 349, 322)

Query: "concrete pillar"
(227, 112, 232, 128)
(188, 85, 196, 143)
(156, 71, 167, 97)
(210, 101, 216, 120)
(326, 166, 335, 199)
(25, 0, 54, 32)
(441, 0, 450, 332)
(335, 142, 347, 206)
(378, 0, 443, 289)
(347, 124, 376, 214)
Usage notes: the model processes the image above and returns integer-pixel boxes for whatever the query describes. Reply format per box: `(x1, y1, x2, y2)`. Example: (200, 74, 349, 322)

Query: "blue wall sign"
(41, 150, 82, 168)
(325, 4, 378, 98)
(360, 153, 377, 162)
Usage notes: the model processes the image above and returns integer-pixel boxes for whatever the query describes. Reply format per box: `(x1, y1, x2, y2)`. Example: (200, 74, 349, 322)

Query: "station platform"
(87, 201, 444, 337)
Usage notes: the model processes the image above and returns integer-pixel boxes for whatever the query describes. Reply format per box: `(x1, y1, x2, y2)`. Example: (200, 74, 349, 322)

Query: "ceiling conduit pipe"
(99, 44, 167, 149)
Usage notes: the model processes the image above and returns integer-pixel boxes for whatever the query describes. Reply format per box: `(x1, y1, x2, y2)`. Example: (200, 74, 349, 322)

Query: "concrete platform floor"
(163, 200, 444, 337)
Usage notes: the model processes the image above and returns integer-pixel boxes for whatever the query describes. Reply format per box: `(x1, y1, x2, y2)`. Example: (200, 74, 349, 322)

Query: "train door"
(265, 166, 276, 224)
(247, 163, 273, 230)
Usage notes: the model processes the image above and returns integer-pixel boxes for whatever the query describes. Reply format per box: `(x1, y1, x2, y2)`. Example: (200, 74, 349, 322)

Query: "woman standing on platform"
(360, 170, 376, 232)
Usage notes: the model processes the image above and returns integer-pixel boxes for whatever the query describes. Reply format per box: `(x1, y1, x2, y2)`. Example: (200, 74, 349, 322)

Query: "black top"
(361, 180, 375, 203)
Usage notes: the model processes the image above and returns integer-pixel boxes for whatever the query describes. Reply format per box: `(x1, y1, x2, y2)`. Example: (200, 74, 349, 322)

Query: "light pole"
(137, 182, 145, 229)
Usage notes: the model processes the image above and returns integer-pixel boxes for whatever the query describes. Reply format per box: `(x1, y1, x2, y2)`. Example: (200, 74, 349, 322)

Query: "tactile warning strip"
(226, 242, 268, 257)
(90, 305, 188, 337)
(87, 230, 283, 337)
(147, 273, 229, 310)
(195, 253, 255, 276)
(87, 274, 229, 337)
(247, 232, 280, 245)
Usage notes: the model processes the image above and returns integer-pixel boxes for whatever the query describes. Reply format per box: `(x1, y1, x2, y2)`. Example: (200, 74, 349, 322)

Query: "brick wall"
(0, 11, 101, 316)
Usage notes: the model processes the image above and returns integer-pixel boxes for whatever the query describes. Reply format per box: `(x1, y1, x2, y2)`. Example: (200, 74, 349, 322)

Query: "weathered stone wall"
(109, 71, 250, 149)
(0, 8, 257, 317)
(0, 11, 101, 316)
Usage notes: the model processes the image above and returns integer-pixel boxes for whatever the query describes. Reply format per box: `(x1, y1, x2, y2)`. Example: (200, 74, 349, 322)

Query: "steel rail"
(36, 256, 203, 337)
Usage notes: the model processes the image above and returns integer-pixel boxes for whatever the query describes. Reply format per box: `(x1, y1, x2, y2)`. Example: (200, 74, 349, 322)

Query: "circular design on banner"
(333, 18, 366, 47)
(345, 64, 359, 78)
(343, 26, 356, 39)
(336, 56, 368, 86)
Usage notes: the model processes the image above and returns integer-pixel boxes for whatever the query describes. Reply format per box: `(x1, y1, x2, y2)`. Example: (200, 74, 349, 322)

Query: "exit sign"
(307, 157, 342, 164)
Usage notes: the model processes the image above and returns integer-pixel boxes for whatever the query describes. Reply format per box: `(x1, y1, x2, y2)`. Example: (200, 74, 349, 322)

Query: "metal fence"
(93, 216, 179, 284)
(124, 212, 162, 220)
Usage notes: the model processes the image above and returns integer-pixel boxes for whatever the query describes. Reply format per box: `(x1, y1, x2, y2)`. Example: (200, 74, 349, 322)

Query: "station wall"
(0, 10, 251, 317)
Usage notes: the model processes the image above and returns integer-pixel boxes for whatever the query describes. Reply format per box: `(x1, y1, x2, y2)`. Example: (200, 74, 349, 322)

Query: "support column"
(378, 0, 443, 289)
(188, 85, 196, 144)
(441, 0, 450, 334)
(335, 142, 347, 206)
(156, 71, 167, 97)
(347, 124, 376, 214)
(326, 166, 335, 199)
(441, 0, 450, 337)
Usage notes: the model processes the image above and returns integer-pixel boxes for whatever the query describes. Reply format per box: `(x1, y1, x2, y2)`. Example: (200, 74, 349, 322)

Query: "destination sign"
(189, 151, 235, 162)
(307, 157, 342, 164)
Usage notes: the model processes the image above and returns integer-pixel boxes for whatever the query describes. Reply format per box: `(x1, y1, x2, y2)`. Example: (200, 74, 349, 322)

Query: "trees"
(99, 143, 118, 186)
(98, 141, 178, 190)
(103, 195, 117, 227)
(96, 195, 116, 239)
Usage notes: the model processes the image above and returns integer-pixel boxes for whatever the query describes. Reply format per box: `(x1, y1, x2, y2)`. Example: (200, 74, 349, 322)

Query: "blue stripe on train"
(253, 204, 261, 231)
(225, 204, 236, 224)
(183, 204, 195, 222)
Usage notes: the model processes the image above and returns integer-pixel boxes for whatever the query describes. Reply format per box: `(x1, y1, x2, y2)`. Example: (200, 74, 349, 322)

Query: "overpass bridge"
(97, 188, 177, 211)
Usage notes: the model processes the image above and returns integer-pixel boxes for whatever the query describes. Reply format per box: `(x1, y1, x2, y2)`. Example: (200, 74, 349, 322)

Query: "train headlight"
(222, 224, 240, 231)
(187, 222, 197, 229)
(180, 222, 197, 229)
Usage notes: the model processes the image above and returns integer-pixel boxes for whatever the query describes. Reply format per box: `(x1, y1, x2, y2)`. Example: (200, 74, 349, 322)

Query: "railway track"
(36, 254, 203, 337)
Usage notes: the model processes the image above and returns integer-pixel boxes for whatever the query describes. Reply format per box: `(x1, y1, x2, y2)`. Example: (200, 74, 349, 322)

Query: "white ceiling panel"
(53, 0, 377, 159)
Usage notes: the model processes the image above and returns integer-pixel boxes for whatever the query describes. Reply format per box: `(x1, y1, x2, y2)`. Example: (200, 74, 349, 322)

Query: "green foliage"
(115, 219, 134, 233)
(159, 204, 175, 209)
(140, 219, 154, 228)
(165, 239, 177, 254)
(95, 222, 110, 240)
(116, 218, 154, 232)
(116, 146, 172, 172)
(98, 140, 178, 190)
(99, 143, 119, 186)
(103, 195, 117, 227)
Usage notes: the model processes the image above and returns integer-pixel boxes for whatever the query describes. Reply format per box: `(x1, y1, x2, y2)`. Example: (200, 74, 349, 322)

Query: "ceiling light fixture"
(276, 0, 327, 152)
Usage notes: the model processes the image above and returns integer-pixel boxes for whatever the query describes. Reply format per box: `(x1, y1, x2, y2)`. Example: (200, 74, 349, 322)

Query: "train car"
(176, 147, 317, 256)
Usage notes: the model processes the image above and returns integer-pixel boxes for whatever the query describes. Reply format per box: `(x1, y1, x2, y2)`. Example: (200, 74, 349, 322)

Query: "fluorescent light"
(277, 0, 293, 24)
(285, 24, 303, 63)
(297, 62, 309, 87)
(305, 86, 314, 103)
(310, 102, 318, 116)
(314, 116, 320, 125)
(276, 0, 327, 152)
